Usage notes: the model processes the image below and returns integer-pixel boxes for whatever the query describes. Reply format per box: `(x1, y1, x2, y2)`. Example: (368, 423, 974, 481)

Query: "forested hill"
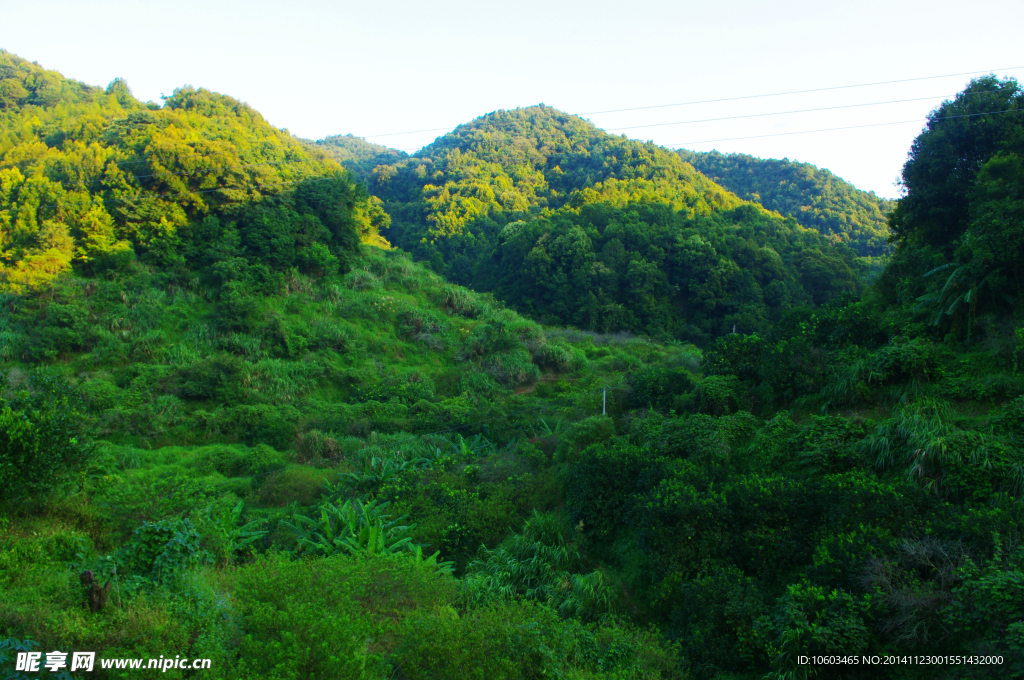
(678, 150, 895, 257)
(364, 105, 867, 342)
(3, 52, 1024, 680)
(310, 133, 407, 186)
(0, 49, 389, 295)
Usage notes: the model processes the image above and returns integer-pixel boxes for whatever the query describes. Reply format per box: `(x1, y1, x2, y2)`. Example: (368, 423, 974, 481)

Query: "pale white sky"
(3, 0, 1022, 198)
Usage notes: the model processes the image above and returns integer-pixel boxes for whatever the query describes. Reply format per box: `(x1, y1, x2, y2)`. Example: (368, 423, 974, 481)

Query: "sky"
(2, 0, 1022, 199)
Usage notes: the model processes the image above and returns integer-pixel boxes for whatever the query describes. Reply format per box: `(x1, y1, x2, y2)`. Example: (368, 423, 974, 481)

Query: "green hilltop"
(1, 50, 1023, 680)
(678, 149, 895, 257)
(362, 105, 867, 341)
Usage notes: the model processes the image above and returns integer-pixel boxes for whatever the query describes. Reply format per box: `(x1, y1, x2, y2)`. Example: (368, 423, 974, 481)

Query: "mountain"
(363, 105, 867, 341)
(677, 150, 895, 257)
(309, 133, 408, 186)
(2, 52, 1022, 680)
(0, 50, 394, 292)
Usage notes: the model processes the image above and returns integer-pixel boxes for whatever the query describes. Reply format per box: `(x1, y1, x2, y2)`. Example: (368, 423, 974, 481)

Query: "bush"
(695, 375, 741, 415)
(485, 349, 540, 387)
(230, 553, 454, 679)
(629, 366, 694, 411)
(464, 511, 619, 621)
(117, 518, 209, 584)
(393, 599, 683, 679)
(565, 442, 666, 540)
(666, 565, 771, 673)
(0, 372, 97, 501)
(555, 415, 615, 463)
(534, 341, 588, 373)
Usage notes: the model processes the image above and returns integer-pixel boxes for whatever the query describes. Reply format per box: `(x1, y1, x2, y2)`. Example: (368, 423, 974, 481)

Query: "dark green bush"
(628, 366, 695, 411)
(117, 518, 209, 584)
(555, 415, 615, 463)
(0, 372, 97, 501)
(695, 374, 741, 415)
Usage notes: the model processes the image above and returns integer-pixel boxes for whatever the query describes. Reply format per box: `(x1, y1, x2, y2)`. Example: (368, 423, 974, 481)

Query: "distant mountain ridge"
(677, 150, 894, 257)
(310, 133, 408, 186)
(342, 105, 867, 340)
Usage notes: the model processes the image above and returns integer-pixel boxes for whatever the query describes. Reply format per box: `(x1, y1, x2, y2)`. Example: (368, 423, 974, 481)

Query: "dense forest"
(678, 150, 895, 258)
(1, 49, 1023, 680)
(360, 106, 867, 341)
(310, 134, 408, 187)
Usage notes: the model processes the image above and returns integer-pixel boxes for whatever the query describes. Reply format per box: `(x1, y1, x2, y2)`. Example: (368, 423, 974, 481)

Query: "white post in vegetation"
(603, 388, 607, 416)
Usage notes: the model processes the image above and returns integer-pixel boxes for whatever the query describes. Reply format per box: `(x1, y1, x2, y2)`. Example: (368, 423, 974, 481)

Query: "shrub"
(254, 466, 333, 506)
(695, 374, 741, 415)
(555, 415, 615, 463)
(294, 429, 341, 464)
(439, 284, 485, 317)
(463, 511, 619, 621)
(393, 599, 682, 679)
(0, 372, 97, 501)
(485, 349, 540, 387)
(564, 442, 666, 540)
(629, 366, 694, 411)
(230, 553, 454, 679)
(457, 371, 504, 397)
(768, 582, 872, 671)
(117, 518, 209, 584)
(344, 267, 381, 290)
(534, 340, 588, 373)
(666, 565, 771, 672)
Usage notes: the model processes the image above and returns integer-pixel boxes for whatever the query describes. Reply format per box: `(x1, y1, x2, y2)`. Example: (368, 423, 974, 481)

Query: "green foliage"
(666, 564, 771, 673)
(393, 599, 683, 680)
(0, 371, 96, 501)
(196, 500, 267, 565)
(680, 149, 894, 257)
(282, 496, 454, 573)
(368, 105, 866, 340)
(695, 374, 741, 416)
(864, 398, 1023, 501)
(628, 365, 694, 411)
(941, 537, 1024, 676)
(116, 517, 209, 585)
(3, 53, 1024, 680)
(464, 511, 618, 621)
(229, 553, 450, 679)
(882, 76, 1024, 339)
(555, 415, 616, 463)
(565, 441, 666, 540)
(768, 583, 873, 677)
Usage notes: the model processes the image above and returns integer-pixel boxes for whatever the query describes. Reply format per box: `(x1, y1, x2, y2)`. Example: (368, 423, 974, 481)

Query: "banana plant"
(330, 455, 428, 501)
(283, 497, 414, 557)
(528, 417, 565, 438)
(282, 497, 455, 573)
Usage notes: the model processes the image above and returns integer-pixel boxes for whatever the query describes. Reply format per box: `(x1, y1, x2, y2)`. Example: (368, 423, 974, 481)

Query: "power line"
(602, 91, 996, 133)
(577, 66, 1024, 115)
(389, 106, 1023, 152)
(662, 107, 1023, 148)
(362, 65, 1024, 139)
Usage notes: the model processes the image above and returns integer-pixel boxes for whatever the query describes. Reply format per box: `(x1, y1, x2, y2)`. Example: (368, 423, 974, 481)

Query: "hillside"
(1, 53, 1023, 680)
(310, 133, 408, 186)
(365, 105, 867, 341)
(0, 51, 686, 677)
(678, 149, 895, 257)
